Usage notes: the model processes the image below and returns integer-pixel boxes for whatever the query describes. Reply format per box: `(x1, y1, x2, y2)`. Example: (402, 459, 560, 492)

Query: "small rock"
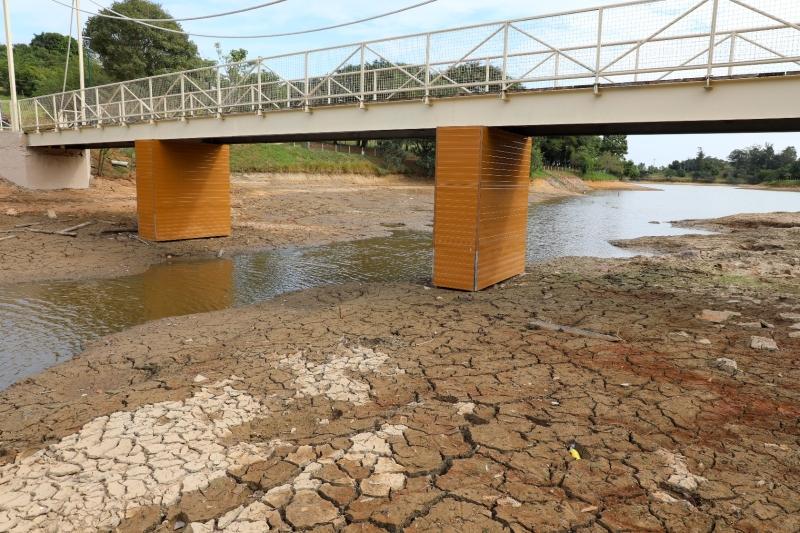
(789, 323, 800, 330)
(652, 491, 681, 504)
(697, 310, 741, 323)
(789, 332, 800, 339)
(4, 208, 19, 217)
(46, 209, 57, 219)
(174, 521, 186, 530)
(737, 321, 774, 329)
(696, 338, 711, 345)
(778, 313, 800, 321)
(712, 358, 738, 373)
(454, 402, 475, 416)
(750, 336, 778, 351)
(497, 496, 522, 508)
(193, 374, 208, 384)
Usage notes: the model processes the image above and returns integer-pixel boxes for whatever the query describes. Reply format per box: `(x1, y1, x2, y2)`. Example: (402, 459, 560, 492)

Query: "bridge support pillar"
(135, 140, 231, 241)
(433, 126, 531, 291)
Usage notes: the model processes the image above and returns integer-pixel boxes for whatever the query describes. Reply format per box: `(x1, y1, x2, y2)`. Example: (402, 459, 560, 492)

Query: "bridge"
(1, 0, 799, 290)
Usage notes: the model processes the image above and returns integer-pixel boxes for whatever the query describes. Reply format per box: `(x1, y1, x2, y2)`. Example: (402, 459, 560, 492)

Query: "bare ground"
(0, 212, 798, 532)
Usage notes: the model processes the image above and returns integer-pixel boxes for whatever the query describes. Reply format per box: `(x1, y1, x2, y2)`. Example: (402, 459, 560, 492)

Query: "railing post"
(180, 74, 186, 118)
(728, 32, 737, 76)
(95, 87, 101, 125)
(327, 78, 331, 105)
(52, 95, 59, 130)
(34, 101, 39, 132)
(594, 8, 604, 93)
(634, 44, 640, 82)
(359, 44, 366, 108)
(257, 59, 263, 114)
(424, 33, 431, 104)
(707, 0, 720, 87)
(304, 51, 310, 112)
(148, 78, 154, 121)
(554, 52, 560, 88)
(286, 83, 291, 108)
(501, 22, 510, 98)
(216, 69, 223, 117)
(120, 85, 126, 124)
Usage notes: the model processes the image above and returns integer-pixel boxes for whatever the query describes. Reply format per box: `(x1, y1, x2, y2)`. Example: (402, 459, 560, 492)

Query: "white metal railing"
(15, 0, 800, 133)
(0, 100, 11, 131)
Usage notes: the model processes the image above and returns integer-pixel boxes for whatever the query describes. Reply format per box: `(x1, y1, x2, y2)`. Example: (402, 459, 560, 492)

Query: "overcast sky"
(3, 0, 798, 164)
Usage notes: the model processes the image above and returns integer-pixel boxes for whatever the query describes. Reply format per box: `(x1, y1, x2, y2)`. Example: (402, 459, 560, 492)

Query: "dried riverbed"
(0, 212, 798, 532)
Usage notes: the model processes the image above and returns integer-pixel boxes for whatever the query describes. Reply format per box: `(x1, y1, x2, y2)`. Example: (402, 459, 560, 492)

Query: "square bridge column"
(135, 140, 231, 241)
(433, 127, 532, 291)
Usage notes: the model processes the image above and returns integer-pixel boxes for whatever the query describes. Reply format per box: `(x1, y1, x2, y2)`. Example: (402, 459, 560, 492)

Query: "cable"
(48, 0, 441, 39)
(48, 0, 289, 22)
(61, 0, 75, 93)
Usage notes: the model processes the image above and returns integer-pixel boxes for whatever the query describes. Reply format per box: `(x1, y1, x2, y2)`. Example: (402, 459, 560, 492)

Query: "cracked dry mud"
(1, 212, 799, 532)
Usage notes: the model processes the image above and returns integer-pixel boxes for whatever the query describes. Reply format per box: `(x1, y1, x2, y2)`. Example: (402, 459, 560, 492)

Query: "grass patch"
(230, 143, 390, 175)
(582, 171, 623, 182)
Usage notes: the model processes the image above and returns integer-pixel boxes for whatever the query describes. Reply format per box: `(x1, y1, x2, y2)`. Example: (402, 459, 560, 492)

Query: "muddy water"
(1, 184, 798, 389)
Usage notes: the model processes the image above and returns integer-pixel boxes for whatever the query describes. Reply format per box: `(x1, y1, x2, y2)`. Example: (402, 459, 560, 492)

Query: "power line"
(48, 0, 289, 22)
(48, 0, 441, 39)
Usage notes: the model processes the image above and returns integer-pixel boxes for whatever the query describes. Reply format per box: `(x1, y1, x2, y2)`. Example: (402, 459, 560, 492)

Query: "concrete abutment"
(0, 132, 90, 190)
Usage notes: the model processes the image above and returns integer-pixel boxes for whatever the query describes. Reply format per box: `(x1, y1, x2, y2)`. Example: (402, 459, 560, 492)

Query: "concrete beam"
(24, 76, 800, 149)
(0, 132, 90, 189)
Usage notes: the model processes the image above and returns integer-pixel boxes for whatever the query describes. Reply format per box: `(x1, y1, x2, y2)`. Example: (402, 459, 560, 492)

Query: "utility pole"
(76, 0, 86, 123)
(2, 0, 19, 131)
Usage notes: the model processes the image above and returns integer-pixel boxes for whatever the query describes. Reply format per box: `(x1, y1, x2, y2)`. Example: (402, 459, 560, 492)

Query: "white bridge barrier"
(14, 0, 800, 133)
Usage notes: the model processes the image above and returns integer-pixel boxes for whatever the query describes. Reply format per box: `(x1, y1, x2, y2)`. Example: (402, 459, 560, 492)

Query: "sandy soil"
(0, 173, 620, 285)
(0, 212, 797, 532)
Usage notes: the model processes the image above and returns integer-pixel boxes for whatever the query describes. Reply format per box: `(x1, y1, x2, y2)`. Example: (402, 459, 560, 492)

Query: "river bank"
(0, 173, 644, 284)
(0, 211, 797, 532)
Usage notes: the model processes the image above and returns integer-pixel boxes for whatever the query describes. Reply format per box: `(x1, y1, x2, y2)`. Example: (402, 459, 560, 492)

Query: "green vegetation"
(639, 144, 800, 185)
(531, 135, 638, 180)
(85, 0, 208, 81)
(229, 144, 391, 175)
(0, 33, 108, 97)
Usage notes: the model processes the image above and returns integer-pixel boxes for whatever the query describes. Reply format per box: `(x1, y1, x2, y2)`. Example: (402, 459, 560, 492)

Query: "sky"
(3, 0, 799, 165)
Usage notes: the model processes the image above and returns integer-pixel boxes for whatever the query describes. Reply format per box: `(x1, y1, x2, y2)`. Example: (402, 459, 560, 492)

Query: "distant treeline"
(639, 144, 800, 184)
(532, 135, 640, 179)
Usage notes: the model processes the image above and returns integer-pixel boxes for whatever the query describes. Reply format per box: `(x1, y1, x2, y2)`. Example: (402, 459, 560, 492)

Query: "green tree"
(85, 0, 207, 81)
(1, 33, 108, 97)
(601, 135, 628, 158)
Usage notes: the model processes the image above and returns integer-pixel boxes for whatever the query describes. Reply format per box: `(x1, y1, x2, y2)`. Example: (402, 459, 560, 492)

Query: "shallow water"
(1, 183, 798, 389)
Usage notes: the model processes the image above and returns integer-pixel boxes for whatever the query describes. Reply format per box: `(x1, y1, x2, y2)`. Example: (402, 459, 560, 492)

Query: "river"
(0, 183, 797, 389)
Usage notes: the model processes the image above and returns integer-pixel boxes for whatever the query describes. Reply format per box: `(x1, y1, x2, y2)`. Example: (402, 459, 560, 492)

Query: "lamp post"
(2, 0, 19, 131)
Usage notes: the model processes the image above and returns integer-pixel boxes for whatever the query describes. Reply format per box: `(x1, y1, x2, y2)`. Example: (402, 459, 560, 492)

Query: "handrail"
(16, 0, 800, 133)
